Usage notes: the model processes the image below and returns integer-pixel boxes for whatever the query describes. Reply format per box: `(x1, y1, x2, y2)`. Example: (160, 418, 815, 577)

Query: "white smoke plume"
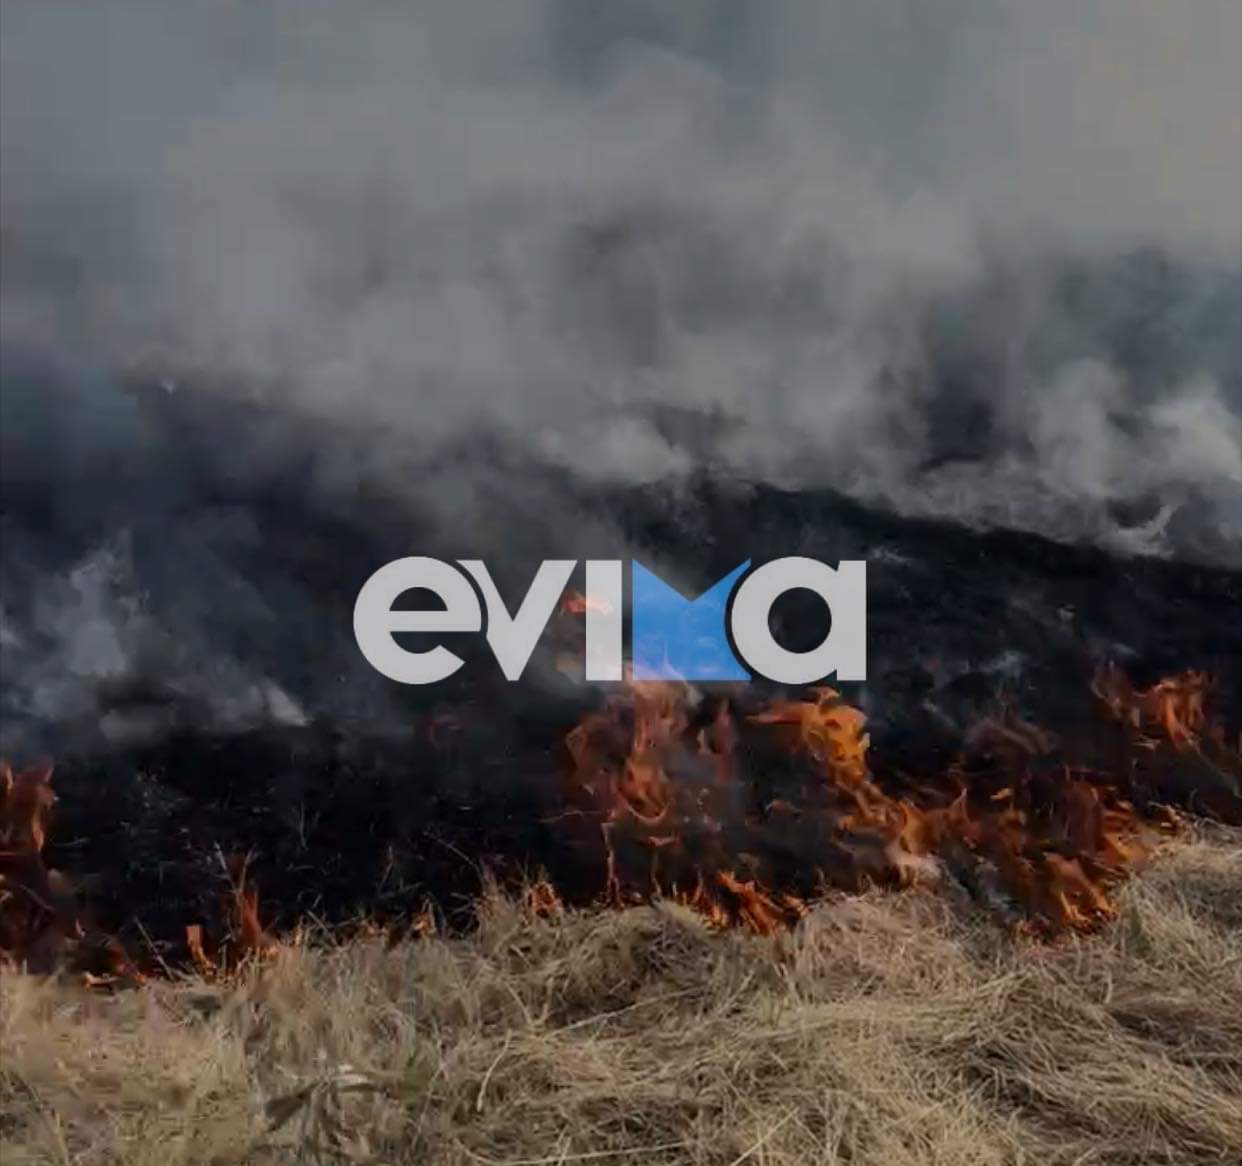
(1, 1, 1239, 750)
(3, 1, 1239, 546)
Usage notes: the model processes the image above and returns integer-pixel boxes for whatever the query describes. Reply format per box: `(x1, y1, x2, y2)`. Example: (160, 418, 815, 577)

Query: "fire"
(0, 761, 142, 984)
(1, 759, 273, 982)
(0, 761, 69, 966)
(523, 878, 566, 918)
(563, 675, 1205, 937)
(561, 589, 614, 616)
(1, 667, 1232, 982)
(1093, 665, 1210, 749)
(181, 856, 274, 978)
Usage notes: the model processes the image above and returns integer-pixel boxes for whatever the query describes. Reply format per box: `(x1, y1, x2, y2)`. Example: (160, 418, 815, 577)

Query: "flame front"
(563, 675, 1204, 936)
(1, 668, 1234, 980)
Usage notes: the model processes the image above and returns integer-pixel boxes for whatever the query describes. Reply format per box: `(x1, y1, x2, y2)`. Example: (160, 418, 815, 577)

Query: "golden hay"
(3, 827, 1240, 1165)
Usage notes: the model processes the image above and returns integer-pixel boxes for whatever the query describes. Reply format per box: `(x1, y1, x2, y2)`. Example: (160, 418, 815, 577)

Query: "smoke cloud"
(1, 0, 1240, 750)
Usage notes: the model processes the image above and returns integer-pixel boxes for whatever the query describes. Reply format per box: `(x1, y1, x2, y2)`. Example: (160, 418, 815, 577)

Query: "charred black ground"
(2, 384, 1239, 957)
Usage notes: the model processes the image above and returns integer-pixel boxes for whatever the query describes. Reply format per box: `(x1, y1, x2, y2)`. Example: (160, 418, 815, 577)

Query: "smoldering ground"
(1, 0, 1240, 756)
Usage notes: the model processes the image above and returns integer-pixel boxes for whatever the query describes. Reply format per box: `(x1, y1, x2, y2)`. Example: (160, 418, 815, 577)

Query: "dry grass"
(3, 830, 1241, 1166)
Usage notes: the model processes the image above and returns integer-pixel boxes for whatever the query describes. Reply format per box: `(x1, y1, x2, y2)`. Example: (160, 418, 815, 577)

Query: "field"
(4, 826, 1240, 1166)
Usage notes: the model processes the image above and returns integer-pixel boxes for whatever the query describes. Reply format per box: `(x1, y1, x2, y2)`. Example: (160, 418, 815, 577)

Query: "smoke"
(1, 0, 1240, 751)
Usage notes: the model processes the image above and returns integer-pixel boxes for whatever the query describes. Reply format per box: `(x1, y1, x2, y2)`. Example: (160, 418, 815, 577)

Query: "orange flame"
(1093, 665, 1210, 749)
(1, 761, 143, 984)
(1, 667, 1229, 978)
(561, 589, 614, 616)
(562, 673, 1212, 937)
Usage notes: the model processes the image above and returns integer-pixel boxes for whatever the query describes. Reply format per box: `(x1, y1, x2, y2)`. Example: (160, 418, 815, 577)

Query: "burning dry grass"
(4, 827, 1241, 1166)
(561, 672, 1214, 937)
(3, 668, 1239, 1161)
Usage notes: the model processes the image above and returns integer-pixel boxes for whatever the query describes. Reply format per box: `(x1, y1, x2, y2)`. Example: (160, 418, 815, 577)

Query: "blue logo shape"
(631, 561, 751, 681)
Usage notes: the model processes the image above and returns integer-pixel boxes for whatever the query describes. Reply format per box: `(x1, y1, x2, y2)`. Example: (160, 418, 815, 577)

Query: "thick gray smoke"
(1, 0, 1240, 752)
